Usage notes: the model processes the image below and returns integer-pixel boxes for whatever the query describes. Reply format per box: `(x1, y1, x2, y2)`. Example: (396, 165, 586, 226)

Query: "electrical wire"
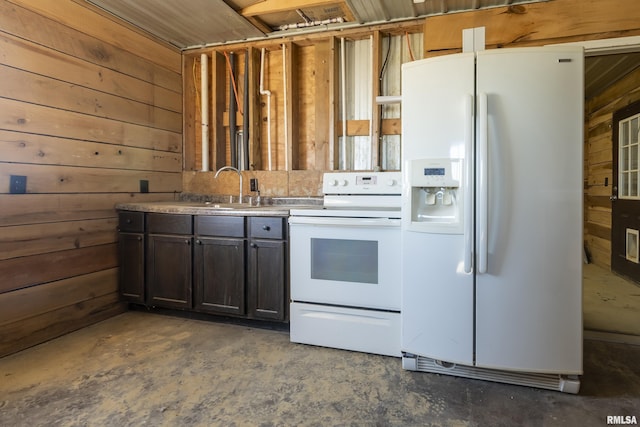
(224, 51, 243, 115)
(405, 31, 416, 62)
(193, 58, 200, 114)
(377, 34, 392, 169)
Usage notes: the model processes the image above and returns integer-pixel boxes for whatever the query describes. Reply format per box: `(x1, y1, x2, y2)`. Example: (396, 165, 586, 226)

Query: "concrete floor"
(583, 263, 640, 337)
(1, 311, 639, 427)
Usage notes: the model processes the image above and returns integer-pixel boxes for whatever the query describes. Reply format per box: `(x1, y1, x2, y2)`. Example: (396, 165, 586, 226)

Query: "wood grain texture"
(0, 32, 181, 113)
(314, 40, 332, 170)
(0, 218, 118, 260)
(7, 0, 181, 73)
(0, 268, 118, 326)
(0, 0, 183, 356)
(0, 244, 118, 294)
(0, 163, 182, 194)
(0, 98, 181, 153)
(0, 1, 181, 93)
(0, 193, 177, 227)
(423, 0, 640, 55)
(0, 130, 182, 172)
(0, 292, 124, 358)
(0, 64, 181, 132)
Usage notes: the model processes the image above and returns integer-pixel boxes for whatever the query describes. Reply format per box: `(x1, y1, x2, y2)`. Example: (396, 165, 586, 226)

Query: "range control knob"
(328, 179, 338, 186)
(387, 179, 397, 186)
(339, 179, 348, 186)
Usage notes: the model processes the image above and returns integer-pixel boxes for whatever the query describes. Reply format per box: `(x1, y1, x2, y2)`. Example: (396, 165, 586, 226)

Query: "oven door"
(288, 215, 401, 311)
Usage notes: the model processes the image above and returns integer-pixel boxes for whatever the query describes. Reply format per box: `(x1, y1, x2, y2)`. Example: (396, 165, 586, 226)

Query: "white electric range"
(288, 171, 402, 357)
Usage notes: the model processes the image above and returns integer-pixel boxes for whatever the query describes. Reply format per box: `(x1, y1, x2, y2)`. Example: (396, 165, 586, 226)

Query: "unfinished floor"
(583, 262, 640, 337)
(1, 310, 639, 427)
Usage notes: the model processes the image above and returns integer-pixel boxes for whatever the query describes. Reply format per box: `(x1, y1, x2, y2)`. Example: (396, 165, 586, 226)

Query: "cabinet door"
(194, 237, 245, 315)
(248, 239, 286, 321)
(118, 232, 144, 303)
(146, 234, 192, 309)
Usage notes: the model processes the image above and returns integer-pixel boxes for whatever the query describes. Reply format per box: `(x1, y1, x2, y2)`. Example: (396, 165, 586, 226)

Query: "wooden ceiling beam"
(245, 16, 273, 34)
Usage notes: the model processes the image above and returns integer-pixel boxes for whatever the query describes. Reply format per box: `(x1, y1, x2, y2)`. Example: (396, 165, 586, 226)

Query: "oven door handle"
(288, 216, 401, 227)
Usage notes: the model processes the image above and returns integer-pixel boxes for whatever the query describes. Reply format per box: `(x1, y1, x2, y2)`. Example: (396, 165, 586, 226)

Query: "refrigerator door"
(401, 53, 475, 365)
(474, 47, 583, 374)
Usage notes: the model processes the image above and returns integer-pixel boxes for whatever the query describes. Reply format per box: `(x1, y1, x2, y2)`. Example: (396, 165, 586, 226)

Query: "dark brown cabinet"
(118, 212, 145, 303)
(248, 217, 287, 321)
(146, 213, 193, 309)
(117, 211, 289, 322)
(194, 216, 246, 315)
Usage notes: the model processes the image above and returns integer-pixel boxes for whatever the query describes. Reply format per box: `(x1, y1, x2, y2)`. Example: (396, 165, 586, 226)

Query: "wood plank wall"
(0, 0, 183, 357)
(585, 68, 640, 268)
(421, 0, 640, 56)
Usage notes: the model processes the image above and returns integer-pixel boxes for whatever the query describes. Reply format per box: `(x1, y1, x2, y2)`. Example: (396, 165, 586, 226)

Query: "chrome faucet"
(214, 166, 243, 204)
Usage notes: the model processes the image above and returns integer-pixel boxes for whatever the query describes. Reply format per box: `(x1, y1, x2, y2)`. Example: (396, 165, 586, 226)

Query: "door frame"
(554, 36, 640, 274)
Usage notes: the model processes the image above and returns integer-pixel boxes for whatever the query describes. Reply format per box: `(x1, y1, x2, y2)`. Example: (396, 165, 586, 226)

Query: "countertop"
(116, 198, 322, 217)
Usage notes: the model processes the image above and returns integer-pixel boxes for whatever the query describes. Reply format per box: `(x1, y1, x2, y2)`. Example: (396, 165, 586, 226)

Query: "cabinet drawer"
(195, 216, 245, 238)
(147, 213, 192, 235)
(118, 211, 144, 232)
(250, 217, 285, 239)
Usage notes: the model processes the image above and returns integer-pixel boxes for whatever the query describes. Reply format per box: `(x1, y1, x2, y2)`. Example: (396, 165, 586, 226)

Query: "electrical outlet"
(140, 179, 149, 193)
(9, 175, 27, 194)
(250, 178, 258, 192)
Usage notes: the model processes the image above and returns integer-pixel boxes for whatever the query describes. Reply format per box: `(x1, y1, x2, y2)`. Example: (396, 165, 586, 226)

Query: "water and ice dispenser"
(406, 158, 464, 234)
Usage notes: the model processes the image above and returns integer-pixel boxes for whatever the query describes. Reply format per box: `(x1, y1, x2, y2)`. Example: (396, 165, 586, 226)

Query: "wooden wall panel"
(422, 0, 640, 56)
(0, 218, 118, 260)
(0, 33, 181, 113)
(0, 244, 118, 295)
(0, 131, 181, 172)
(0, 193, 178, 227)
(0, 0, 182, 357)
(6, 0, 181, 73)
(0, 64, 181, 132)
(0, 293, 123, 358)
(297, 45, 316, 171)
(0, 98, 181, 153)
(0, 164, 181, 194)
(0, 269, 118, 326)
(0, 1, 180, 93)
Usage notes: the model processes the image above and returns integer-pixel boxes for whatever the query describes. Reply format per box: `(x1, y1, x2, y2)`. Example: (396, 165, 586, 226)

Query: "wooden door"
(611, 100, 640, 283)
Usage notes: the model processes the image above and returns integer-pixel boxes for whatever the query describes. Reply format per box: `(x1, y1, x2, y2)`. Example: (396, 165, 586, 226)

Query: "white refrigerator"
(400, 47, 583, 393)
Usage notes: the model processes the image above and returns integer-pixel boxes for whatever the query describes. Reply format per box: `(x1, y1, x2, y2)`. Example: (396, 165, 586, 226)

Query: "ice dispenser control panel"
(407, 158, 463, 234)
(410, 159, 460, 188)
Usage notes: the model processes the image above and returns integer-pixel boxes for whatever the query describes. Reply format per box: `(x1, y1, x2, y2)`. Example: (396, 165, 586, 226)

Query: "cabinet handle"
(137, 236, 142, 241)
(196, 239, 202, 245)
(262, 225, 271, 231)
(126, 219, 132, 224)
(250, 243, 258, 248)
(185, 239, 191, 245)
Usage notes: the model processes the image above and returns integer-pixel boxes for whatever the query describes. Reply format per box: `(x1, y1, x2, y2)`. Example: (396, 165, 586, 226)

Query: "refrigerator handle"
(478, 92, 488, 274)
(463, 94, 473, 274)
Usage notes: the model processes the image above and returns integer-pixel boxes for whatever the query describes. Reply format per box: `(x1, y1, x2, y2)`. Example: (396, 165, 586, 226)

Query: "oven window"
(310, 238, 378, 284)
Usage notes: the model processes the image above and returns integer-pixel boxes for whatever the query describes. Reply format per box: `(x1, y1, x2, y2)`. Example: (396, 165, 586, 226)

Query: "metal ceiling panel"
(344, 0, 389, 23)
(85, 0, 264, 48)
(347, 0, 544, 23)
